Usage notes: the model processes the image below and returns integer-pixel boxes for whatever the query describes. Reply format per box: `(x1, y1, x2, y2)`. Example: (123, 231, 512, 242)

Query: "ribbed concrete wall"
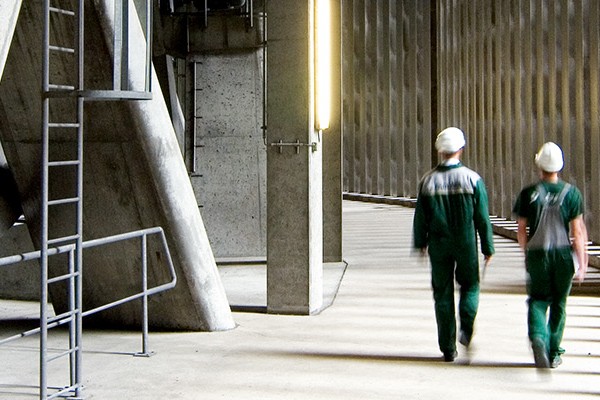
(343, 0, 600, 243)
(342, 0, 433, 197)
(436, 0, 600, 241)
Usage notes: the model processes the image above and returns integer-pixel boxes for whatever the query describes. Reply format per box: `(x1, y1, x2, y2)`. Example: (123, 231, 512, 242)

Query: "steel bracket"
(270, 139, 318, 154)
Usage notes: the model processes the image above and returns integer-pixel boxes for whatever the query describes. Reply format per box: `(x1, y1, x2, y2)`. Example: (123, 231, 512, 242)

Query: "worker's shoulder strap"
(557, 183, 571, 205)
(535, 182, 571, 207)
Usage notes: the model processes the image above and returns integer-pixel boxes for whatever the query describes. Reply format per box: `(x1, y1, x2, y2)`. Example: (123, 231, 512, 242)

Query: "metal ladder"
(40, 0, 152, 400)
(20, 0, 155, 400)
(40, 0, 152, 398)
(41, 1, 84, 398)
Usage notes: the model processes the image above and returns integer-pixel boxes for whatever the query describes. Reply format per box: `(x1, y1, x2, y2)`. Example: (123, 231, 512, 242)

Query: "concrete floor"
(1, 200, 600, 399)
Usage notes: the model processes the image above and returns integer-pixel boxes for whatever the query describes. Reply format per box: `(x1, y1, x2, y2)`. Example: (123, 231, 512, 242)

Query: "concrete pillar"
(267, 0, 323, 314)
(323, 0, 342, 263)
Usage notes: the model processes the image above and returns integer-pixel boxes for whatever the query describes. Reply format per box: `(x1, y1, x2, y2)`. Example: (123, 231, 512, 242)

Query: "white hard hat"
(435, 127, 466, 153)
(535, 142, 564, 172)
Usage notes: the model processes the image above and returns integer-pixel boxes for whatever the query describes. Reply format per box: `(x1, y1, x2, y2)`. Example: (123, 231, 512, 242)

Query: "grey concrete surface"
(0, 222, 38, 300)
(1, 200, 599, 399)
(0, 0, 21, 80)
(0, 1, 233, 331)
(192, 52, 267, 259)
(266, 0, 324, 315)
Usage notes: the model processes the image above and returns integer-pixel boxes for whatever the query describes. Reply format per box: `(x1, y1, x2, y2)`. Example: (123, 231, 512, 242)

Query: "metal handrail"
(0, 227, 177, 353)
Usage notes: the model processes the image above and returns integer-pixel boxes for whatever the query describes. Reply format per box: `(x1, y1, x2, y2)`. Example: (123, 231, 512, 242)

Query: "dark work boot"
(443, 350, 458, 362)
(531, 337, 550, 368)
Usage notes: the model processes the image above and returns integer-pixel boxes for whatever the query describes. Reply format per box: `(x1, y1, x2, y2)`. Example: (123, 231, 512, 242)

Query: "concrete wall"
(342, 0, 434, 198)
(158, 6, 268, 260)
(342, 0, 600, 245)
(0, 222, 38, 300)
(436, 0, 600, 241)
(192, 51, 267, 260)
(158, 1, 343, 266)
(0, 0, 38, 301)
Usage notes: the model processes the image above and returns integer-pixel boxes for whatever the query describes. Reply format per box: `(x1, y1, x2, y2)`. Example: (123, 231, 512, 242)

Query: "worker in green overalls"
(513, 142, 588, 368)
(413, 127, 494, 362)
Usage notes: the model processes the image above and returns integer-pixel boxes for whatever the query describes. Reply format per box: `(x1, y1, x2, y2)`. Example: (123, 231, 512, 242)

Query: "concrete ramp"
(0, 1, 234, 331)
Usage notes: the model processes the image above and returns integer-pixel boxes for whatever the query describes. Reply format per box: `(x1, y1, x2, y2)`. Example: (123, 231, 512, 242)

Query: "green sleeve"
(567, 186, 584, 220)
(473, 179, 495, 256)
(412, 188, 429, 249)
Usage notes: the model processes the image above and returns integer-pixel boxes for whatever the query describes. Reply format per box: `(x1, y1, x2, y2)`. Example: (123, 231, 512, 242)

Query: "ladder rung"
(49, 7, 76, 17)
(48, 160, 80, 167)
(47, 197, 80, 206)
(48, 347, 79, 363)
(48, 122, 79, 128)
(47, 271, 80, 284)
(49, 45, 75, 54)
(47, 234, 80, 246)
(48, 84, 76, 91)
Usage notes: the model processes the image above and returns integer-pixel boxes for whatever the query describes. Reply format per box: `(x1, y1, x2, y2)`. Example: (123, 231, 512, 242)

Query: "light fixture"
(315, 0, 331, 131)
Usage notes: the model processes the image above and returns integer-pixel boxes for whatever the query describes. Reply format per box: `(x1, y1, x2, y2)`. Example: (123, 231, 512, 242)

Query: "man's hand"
(484, 254, 492, 267)
(574, 260, 587, 283)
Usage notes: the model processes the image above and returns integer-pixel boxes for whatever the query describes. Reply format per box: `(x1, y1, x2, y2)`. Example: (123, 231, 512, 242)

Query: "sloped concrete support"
(88, 0, 235, 331)
(0, 1, 25, 237)
(0, 0, 21, 80)
(0, 0, 234, 331)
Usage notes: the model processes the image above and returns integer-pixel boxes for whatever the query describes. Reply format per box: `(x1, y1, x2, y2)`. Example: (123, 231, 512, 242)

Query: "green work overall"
(523, 183, 577, 360)
(413, 162, 494, 355)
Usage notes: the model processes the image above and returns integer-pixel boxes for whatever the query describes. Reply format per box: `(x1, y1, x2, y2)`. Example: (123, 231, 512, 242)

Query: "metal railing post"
(135, 233, 152, 357)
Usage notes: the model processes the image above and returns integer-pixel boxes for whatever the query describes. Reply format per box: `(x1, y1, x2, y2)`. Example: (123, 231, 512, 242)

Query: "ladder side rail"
(67, 247, 77, 391)
(73, 95, 85, 399)
(40, 0, 52, 397)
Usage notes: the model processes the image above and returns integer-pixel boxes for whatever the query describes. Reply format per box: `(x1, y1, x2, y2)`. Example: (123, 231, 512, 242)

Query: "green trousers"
(429, 242, 480, 354)
(526, 248, 574, 358)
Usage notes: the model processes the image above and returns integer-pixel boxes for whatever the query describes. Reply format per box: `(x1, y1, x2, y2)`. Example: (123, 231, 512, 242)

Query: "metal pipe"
(40, 1, 51, 396)
(192, 62, 197, 173)
(78, 0, 84, 90)
(146, 0, 153, 92)
(114, 0, 123, 90)
(248, 0, 254, 29)
(140, 234, 149, 355)
(0, 243, 75, 266)
(74, 93, 84, 399)
(68, 248, 77, 387)
(262, 0, 267, 145)
(204, 0, 208, 27)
